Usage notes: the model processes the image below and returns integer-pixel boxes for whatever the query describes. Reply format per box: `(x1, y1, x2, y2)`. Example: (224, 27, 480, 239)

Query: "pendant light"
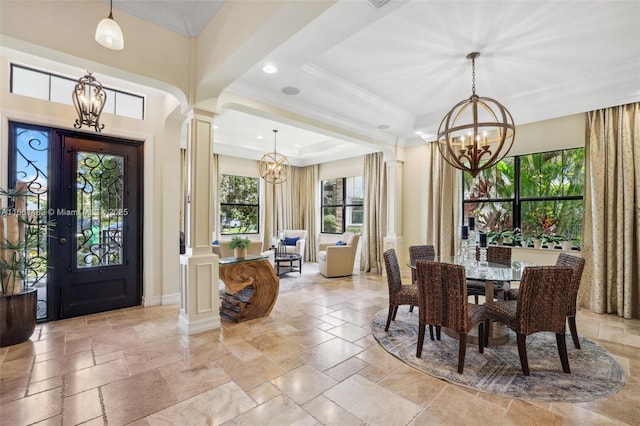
(72, 72, 106, 132)
(436, 52, 515, 177)
(95, 0, 124, 50)
(259, 130, 290, 184)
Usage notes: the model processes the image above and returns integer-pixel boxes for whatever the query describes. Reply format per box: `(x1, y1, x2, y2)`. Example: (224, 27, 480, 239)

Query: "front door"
(51, 134, 142, 319)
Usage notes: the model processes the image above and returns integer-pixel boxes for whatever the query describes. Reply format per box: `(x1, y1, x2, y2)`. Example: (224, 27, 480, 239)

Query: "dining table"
(408, 255, 534, 345)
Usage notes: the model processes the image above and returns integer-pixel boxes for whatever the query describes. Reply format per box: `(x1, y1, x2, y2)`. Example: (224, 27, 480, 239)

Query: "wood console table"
(218, 255, 279, 322)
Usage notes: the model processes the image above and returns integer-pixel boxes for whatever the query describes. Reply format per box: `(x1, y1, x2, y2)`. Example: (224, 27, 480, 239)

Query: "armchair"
(318, 232, 360, 277)
(280, 230, 307, 262)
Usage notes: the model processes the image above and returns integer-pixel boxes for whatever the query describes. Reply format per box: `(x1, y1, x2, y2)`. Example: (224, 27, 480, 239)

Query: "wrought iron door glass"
(11, 125, 50, 320)
(76, 151, 124, 268)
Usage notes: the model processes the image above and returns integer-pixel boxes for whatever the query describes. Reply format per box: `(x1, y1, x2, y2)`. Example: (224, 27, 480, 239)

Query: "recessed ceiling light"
(257, 135, 263, 139)
(294, 144, 301, 147)
(262, 64, 278, 74)
(213, 125, 218, 129)
(282, 86, 300, 95)
(377, 124, 390, 130)
(414, 130, 424, 136)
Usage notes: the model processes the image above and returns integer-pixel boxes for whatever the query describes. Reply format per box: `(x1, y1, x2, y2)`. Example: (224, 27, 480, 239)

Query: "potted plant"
(558, 235, 573, 251)
(1, 186, 51, 347)
(544, 233, 564, 250)
(228, 236, 251, 259)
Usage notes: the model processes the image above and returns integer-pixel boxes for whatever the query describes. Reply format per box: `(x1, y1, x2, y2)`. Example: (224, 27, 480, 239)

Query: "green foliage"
(219, 175, 259, 234)
(323, 214, 337, 233)
(228, 236, 251, 249)
(464, 148, 584, 247)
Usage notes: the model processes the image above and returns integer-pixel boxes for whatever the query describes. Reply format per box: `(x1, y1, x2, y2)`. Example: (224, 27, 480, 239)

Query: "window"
(219, 175, 259, 235)
(10, 64, 145, 120)
(463, 148, 584, 248)
(321, 176, 364, 234)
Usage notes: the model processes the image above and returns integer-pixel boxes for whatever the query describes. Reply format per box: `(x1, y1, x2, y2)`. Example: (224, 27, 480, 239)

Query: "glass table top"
(218, 254, 268, 265)
(408, 256, 534, 281)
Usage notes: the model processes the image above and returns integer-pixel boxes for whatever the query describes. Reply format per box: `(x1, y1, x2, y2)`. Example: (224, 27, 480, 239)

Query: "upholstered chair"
(467, 245, 512, 303)
(280, 229, 307, 262)
(484, 266, 574, 376)
(506, 253, 586, 349)
(382, 249, 419, 332)
(415, 260, 485, 374)
(318, 233, 360, 277)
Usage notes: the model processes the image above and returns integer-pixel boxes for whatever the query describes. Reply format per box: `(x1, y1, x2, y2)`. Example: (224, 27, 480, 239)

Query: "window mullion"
(514, 156, 521, 230)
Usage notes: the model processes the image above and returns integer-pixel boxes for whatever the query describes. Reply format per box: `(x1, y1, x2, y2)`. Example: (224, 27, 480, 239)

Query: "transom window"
(463, 148, 584, 249)
(321, 176, 364, 234)
(219, 175, 259, 235)
(10, 64, 145, 120)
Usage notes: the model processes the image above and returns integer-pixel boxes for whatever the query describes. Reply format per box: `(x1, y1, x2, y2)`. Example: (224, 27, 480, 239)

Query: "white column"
(384, 159, 405, 263)
(179, 109, 220, 334)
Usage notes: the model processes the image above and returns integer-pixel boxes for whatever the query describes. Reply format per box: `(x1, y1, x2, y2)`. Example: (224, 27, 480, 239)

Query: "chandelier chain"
(471, 55, 476, 96)
(273, 129, 278, 153)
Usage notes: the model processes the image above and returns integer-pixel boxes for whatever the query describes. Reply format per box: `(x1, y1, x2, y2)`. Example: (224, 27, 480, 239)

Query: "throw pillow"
(284, 236, 300, 246)
(213, 239, 219, 245)
(336, 241, 345, 246)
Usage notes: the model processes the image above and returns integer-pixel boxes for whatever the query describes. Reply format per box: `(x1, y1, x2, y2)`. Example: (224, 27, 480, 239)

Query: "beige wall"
(218, 155, 261, 178)
(319, 157, 364, 180)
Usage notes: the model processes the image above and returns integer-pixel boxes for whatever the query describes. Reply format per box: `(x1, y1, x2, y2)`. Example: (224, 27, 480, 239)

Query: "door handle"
(60, 237, 67, 245)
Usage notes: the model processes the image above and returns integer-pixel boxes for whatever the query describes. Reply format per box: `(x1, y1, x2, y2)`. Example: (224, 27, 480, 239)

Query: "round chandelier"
(436, 52, 515, 177)
(259, 130, 290, 184)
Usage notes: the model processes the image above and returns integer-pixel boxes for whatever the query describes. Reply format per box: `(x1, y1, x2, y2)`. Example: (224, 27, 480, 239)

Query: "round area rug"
(371, 308, 625, 402)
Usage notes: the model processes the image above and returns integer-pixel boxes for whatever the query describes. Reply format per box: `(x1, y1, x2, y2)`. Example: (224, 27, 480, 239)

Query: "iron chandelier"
(72, 72, 106, 132)
(259, 130, 290, 184)
(436, 52, 515, 177)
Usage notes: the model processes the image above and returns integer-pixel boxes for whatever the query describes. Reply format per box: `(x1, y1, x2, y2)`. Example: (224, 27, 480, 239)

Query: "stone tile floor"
(1, 266, 638, 425)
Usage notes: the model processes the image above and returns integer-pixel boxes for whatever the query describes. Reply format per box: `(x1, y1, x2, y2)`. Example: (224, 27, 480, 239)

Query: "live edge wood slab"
(218, 256, 279, 322)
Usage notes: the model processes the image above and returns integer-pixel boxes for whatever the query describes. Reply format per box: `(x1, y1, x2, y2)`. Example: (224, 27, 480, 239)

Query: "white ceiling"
(114, 0, 640, 165)
(109, 0, 223, 37)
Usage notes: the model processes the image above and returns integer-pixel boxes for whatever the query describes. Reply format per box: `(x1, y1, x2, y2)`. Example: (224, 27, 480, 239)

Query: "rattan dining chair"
(409, 245, 436, 284)
(408, 245, 436, 312)
(484, 265, 574, 376)
(506, 253, 586, 349)
(415, 260, 485, 374)
(467, 245, 512, 303)
(383, 249, 420, 332)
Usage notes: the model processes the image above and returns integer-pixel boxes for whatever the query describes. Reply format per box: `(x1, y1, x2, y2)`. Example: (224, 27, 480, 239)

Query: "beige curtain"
(425, 143, 460, 257)
(262, 164, 318, 261)
(179, 148, 186, 234)
(581, 102, 640, 319)
(211, 154, 219, 240)
(361, 152, 387, 274)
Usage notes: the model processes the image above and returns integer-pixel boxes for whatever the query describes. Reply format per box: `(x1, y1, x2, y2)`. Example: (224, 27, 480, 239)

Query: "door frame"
(48, 128, 144, 320)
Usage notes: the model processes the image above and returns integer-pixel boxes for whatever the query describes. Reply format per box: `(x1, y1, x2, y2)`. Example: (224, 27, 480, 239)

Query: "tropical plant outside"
(463, 148, 584, 248)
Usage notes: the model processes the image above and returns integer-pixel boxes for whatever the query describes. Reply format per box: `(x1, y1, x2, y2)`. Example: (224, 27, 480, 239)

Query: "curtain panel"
(581, 102, 640, 319)
(211, 153, 219, 240)
(361, 152, 387, 274)
(425, 143, 460, 257)
(262, 164, 318, 262)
